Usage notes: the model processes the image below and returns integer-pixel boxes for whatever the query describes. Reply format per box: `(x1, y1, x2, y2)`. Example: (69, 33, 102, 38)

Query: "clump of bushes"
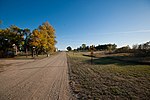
(132, 41, 150, 57)
(114, 41, 150, 57)
(115, 45, 131, 53)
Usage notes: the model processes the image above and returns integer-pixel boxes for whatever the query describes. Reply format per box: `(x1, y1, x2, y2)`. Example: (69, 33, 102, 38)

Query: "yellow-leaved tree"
(30, 22, 57, 56)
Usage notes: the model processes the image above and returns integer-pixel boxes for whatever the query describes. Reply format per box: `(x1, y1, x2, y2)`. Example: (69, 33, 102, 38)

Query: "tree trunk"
(47, 53, 49, 57)
(25, 47, 28, 58)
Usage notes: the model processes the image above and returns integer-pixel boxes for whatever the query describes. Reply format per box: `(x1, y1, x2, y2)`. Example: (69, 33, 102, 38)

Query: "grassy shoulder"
(67, 52, 150, 99)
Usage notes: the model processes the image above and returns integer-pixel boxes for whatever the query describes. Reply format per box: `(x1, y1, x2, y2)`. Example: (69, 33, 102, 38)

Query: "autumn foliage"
(0, 21, 57, 57)
(0, 26, 24, 57)
(30, 22, 57, 55)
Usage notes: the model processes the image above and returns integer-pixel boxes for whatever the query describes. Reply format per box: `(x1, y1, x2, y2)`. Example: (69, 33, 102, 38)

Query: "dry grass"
(14, 54, 48, 59)
(67, 52, 150, 99)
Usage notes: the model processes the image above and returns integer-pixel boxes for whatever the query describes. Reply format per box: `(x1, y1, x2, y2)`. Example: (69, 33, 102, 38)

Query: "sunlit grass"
(68, 52, 150, 99)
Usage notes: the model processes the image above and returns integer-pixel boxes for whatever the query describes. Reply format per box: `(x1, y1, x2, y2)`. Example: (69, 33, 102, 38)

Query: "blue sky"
(0, 0, 150, 50)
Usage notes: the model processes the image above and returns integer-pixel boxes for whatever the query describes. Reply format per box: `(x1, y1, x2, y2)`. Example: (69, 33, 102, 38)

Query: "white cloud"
(117, 29, 150, 34)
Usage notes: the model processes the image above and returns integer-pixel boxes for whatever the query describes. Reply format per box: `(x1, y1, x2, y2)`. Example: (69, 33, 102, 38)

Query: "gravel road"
(0, 52, 72, 100)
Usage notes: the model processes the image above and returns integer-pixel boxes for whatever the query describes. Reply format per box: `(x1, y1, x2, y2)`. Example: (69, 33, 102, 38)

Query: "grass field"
(67, 52, 150, 99)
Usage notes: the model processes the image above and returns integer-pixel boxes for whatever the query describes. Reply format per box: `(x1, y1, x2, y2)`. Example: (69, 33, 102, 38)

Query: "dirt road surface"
(0, 52, 72, 100)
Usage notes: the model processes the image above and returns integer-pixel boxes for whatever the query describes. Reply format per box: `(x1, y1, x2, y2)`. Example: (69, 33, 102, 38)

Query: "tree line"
(67, 41, 150, 57)
(67, 43, 117, 52)
(132, 41, 150, 57)
(0, 21, 57, 58)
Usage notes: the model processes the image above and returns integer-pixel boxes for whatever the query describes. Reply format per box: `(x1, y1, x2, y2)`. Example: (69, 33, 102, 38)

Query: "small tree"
(82, 44, 86, 51)
(67, 46, 72, 51)
(115, 45, 130, 53)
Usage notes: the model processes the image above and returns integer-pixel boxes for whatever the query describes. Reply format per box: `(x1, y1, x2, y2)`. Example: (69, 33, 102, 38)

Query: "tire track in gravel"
(0, 55, 58, 95)
(0, 52, 72, 100)
(43, 55, 68, 100)
(0, 59, 57, 100)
